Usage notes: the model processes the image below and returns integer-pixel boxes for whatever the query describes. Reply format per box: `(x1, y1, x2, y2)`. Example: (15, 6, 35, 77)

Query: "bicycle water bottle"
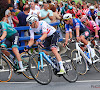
(87, 53, 90, 59)
(84, 51, 90, 59)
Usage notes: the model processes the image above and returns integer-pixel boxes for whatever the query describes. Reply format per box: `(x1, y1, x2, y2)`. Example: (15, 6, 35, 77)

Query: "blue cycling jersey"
(65, 18, 85, 33)
(87, 10, 97, 17)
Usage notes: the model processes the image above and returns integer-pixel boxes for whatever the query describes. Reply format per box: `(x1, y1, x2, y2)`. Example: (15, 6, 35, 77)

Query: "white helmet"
(26, 15, 38, 24)
(63, 13, 72, 20)
(89, 6, 95, 10)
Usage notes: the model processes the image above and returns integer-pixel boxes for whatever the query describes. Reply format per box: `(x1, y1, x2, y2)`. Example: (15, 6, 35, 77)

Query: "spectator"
(17, 5, 30, 27)
(11, 9, 19, 27)
(50, 6, 61, 28)
(28, 2, 40, 20)
(39, 1, 43, 10)
(34, 0, 40, 10)
(4, 4, 14, 27)
(40, 2, 53, 23)
(17, 0, 25, 11)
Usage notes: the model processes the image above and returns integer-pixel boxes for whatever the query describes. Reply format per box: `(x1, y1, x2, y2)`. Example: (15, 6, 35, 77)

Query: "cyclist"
(87, 6, 97, 21)
(0, 21, 25, 72)
(81, 16, 99, 39)
(63, 13, 95, 59)
(25, 15, 65, 74)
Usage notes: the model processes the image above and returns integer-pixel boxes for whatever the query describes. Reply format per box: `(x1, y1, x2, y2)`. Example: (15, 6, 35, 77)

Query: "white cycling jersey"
(29, 21, 56, 40)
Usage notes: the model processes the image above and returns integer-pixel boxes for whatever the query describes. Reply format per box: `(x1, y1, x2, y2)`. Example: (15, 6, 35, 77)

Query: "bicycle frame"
(75, 42, 92, 64)
(38, 52, 59, 71)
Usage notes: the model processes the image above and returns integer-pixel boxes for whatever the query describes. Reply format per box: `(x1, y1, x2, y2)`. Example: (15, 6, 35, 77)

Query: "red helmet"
(77, 12, 82, 17)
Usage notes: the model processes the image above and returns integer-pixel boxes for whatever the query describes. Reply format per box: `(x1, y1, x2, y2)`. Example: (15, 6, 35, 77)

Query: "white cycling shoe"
(17, 68, 26, 72)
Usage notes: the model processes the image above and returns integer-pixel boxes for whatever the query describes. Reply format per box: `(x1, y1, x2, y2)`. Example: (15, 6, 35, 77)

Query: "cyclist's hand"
(76, 37, 80, 42)
(24, 45, 29, 52)
(63, 42, 67, 47)
(36, 39, 41, 45)
(95, 35, 99, 39)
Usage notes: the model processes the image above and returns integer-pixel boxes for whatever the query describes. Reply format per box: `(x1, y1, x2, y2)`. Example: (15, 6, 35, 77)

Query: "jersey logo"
(85, 31, 89, 36)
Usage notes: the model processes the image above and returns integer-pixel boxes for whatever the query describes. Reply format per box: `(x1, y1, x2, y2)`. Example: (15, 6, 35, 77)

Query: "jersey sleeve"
(91, 21, 97, 29)
(41, 22, 48, 34)
(1, 22, 7, 32)
(74, 19, 80, 28)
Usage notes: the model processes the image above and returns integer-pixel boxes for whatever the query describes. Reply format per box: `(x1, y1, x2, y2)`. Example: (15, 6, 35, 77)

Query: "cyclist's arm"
(28, 38, 34, 47)
(39, 33, 47, 41)
(76, 27, 80, 37)
(65, 32, 69, 44)
(0, 31, 7, 40)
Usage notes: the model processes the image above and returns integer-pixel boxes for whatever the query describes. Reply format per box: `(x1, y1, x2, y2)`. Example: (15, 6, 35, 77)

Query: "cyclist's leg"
(80, 29, 95, 58)
(11, 33, 25, 72)
(50, 32, 65, 74)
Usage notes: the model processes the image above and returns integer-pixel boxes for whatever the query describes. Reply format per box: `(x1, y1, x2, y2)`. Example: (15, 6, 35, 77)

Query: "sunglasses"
(63, 19, 70, 22)
(82, 21, 86, 24)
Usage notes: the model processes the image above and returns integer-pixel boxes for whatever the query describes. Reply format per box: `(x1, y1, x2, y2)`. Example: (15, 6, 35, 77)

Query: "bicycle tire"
(20, 52, 34, 80)
(61, 54, 78, 82)
(0, 55, 12, 82)
(71, 49, 88, 75)
(29, 54, 52, 85)
(93, 48, 100, 72)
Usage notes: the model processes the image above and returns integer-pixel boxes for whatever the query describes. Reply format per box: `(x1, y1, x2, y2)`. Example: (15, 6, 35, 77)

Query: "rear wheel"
(0, 56, 12, 82)
(93, 48, 100, 72)
(29, 54, 52, 85)
(71, 49, 87, 75)
(61, 54, 78, 82)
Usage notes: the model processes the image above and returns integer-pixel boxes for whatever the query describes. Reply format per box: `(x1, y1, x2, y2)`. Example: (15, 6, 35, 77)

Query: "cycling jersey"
(86, 21, 99, 32)
(87, 10, 97, 18)
(29, 21, 56, 40)
(65, 18, 85, 33)
(0, 21, 17, 38)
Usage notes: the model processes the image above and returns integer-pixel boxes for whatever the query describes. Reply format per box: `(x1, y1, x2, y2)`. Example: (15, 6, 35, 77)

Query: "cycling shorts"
(43, 32, 59, 50)
(1, 33, 19, 48)
(74, 27, 90, 39)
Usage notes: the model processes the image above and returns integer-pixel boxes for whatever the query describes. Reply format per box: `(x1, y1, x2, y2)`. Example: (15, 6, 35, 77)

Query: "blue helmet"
(68, 6, 73, 10)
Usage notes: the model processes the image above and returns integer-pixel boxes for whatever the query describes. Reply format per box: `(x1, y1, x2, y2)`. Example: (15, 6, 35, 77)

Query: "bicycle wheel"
(93, 48, 100, 72)
(0, 55, 12, 82)
(61, 54, 78, 82)
(71, 49, 87, 75)
(20, 52, 34, 80)
(29, 54, 52, 85)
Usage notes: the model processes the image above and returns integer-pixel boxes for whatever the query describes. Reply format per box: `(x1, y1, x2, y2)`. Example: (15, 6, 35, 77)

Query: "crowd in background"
(1, 0, 100, 39)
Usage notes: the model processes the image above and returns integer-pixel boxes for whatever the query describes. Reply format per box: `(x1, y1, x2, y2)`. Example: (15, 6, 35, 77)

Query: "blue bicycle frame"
(38, 52, 59, 70)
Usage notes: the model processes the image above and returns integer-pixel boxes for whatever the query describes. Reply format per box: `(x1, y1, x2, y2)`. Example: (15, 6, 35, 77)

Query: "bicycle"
(0, 43, 34, 82)
(25, 44, 78, 85)
(71, 38, 100, 75)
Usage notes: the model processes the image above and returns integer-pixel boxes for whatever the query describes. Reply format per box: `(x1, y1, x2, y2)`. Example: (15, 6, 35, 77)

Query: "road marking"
(0, 80, 100, 84)
(76, 80, 100, 83)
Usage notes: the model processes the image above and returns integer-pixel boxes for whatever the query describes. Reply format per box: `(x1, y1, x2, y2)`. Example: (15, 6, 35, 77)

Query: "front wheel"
(93, 48, 100, 72)
(61, 54, 78, 82)
(20, 52, 34, 80)
(0, 56, 12, 82)
(71, 49, 87, 75)
(29, 54, 52, 85)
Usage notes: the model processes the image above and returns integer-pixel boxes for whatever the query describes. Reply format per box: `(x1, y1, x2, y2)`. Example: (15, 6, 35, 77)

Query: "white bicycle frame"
(75, 42, 92, 64)
(75, 41, 100, 64)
